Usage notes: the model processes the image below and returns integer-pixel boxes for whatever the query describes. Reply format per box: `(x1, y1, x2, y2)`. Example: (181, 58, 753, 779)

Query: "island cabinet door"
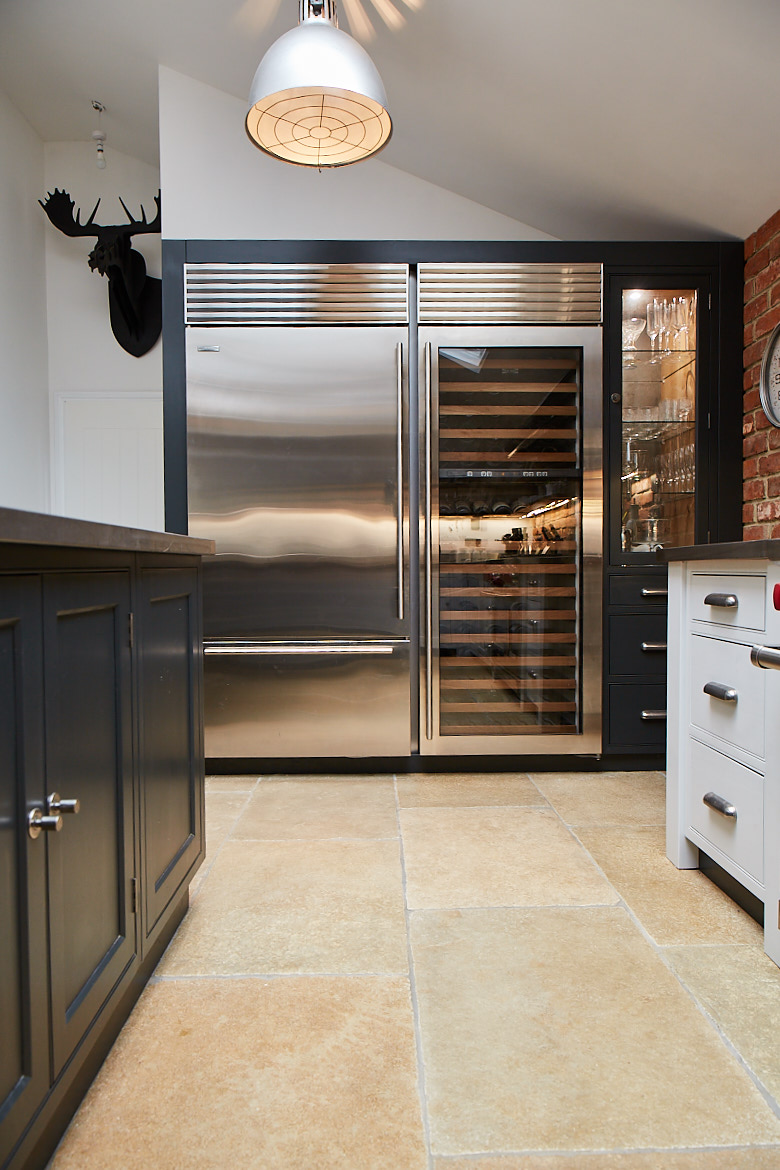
(42, 572, 136, 1080)
(0, 577, 49, 1167)
(136, 566, 204, 953)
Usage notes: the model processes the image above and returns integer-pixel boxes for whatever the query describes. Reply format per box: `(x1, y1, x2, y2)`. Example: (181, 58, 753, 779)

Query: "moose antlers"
(38, 188, 161, 238)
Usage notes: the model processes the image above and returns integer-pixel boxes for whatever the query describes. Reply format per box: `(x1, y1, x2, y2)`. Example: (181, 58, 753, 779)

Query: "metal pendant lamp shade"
(246, 0, 392, 167)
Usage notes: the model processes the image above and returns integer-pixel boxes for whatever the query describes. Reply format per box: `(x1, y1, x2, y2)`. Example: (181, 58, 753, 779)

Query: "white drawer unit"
(689, 634, 765, 759)
(689, 571, 766, 631)
(665, 549, 780, 969)
(686, 738, 764, 887)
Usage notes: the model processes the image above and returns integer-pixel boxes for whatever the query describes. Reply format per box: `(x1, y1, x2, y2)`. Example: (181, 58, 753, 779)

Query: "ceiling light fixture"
(91, 100, 106, 169)
(245, 0, 392, 167)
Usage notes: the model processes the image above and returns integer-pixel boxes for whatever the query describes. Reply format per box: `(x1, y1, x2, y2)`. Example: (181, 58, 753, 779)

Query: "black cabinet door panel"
(608, 683, 667, 749)
(608, 613, 668, 677)
(0, 578, 48, 1166)
(138, 568, 204, 945)
(43, 573, 136, 1079)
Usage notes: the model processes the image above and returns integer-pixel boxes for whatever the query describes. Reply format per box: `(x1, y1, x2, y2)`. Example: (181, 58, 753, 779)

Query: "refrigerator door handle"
(204, 641, 398, 656)
(424, 341, 434, 741)
(396, 342, 404, 622)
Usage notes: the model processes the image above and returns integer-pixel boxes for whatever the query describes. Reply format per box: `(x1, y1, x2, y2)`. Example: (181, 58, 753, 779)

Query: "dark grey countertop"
(0, 507, 214, 556)
(659, 540, 780, 562)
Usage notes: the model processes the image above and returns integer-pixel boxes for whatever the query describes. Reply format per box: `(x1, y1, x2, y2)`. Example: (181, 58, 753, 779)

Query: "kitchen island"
(662, 541, 780, 969)
(0, 508, 213, 1170)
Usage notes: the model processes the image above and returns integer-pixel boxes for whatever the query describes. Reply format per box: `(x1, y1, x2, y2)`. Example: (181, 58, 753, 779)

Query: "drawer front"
(689, 572, 766, 631)
(690, 634, 765, 758)
(608, 613, 668, 676)
(609, 574, 669, 608)
(687, 738, 763, 884)
(608, 683, 667, 749)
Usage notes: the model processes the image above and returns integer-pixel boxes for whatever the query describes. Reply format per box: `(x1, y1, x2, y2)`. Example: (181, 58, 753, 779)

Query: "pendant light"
(245, 0, 392, 167)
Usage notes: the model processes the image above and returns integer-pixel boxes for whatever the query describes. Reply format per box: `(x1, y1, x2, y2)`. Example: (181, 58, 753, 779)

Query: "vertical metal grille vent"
(185, 263, 409, 325)
(418, 264, 603, 324)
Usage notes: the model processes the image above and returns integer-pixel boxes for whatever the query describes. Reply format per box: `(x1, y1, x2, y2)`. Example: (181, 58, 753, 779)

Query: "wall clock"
(759, 321, 780, 427)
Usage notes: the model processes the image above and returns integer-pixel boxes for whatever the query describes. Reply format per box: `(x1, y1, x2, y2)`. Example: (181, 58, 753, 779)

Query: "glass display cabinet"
(619, 286, 698, 555)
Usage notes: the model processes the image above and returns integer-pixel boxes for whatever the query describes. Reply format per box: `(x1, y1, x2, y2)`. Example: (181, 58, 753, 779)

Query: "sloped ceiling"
(2, 0, 779, 240)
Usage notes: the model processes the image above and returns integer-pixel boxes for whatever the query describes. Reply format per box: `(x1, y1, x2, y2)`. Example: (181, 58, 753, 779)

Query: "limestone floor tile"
(435, 1150, 780, 1169)
(396, 773, 547, 808)
(576, 825, 763, 946)
(665, 944, 780, 1101)
(190, 790, 253, 895)
(159, 838, 408, 975)
(528, 770, 666, 826)
(400, 807, 618, 909)
(233, 776, 398, 840)
(47, 977, 427, 1170)
(410, 906, 780, 1156)
(205, 774, 259, 793)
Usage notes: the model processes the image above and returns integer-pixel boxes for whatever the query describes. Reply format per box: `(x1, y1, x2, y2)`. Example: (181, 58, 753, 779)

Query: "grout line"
(149, 971, 409, 982)
(189, 788, 256, 903)
(432, 1141, 780, 1162)
(220, 835, 401, 843)
(394, 773, 435, 1170)
(406, 900, 622, 913)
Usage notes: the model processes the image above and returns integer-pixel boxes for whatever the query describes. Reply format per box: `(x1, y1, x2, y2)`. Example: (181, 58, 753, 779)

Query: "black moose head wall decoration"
(39, 188, 162, 358)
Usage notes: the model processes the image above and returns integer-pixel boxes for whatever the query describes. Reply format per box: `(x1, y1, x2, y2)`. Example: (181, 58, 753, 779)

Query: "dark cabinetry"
(0, 523, 208, 1170)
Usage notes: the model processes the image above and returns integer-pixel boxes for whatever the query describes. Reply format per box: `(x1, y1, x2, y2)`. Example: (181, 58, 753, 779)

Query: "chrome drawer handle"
(640, 709, 667, 721)
(47, 792, 81, 815)
(28, 808, 63, 840)
(703, 681, 738, 703)
(641, 587, 668, 598)
(703, 791, 737, 819)
(751, 645, 780, 671)
(704, 592, 738, 608)
(641, 641, 667, 652)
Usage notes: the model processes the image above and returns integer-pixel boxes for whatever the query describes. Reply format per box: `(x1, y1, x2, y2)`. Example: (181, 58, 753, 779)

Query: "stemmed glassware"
(622, 316, 646, 367)
(646, 300, 660, 362)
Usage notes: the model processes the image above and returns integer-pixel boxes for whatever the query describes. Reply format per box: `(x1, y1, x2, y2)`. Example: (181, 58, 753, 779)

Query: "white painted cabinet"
(665, 548, 780, 968)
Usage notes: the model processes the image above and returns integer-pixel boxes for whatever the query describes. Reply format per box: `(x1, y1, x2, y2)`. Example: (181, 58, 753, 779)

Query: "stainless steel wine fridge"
(183, 261, 603, 759)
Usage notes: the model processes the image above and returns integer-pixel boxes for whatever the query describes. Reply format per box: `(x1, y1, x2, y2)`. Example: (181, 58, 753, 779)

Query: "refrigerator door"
(202, 640, 411, 758)
(419, 326, 603, 756)
(186, 326, 409, 641)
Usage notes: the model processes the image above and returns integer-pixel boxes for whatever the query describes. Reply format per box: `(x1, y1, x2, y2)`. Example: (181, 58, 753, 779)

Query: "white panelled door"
(55, 394, 164, 531)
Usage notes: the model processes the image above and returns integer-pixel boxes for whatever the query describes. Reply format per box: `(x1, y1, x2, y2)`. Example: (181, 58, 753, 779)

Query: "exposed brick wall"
(743, 208, 780, 539)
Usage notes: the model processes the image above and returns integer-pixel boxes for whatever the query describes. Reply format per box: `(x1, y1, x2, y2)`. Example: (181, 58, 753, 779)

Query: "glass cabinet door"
(619, 287, 698, 553)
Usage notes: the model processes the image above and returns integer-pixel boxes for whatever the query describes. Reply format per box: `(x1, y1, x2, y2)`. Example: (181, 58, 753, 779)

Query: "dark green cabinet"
(0, 542, 206, 1170)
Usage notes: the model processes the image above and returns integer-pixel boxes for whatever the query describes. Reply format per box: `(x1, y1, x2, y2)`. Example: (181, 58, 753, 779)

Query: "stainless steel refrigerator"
(185, 264, 411, 757)
(184, 261, 603, 760)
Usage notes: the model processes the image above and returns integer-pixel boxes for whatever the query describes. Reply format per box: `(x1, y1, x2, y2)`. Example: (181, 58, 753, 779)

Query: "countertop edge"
(0, 507, 215, 556)
(659, 540, 780, 562)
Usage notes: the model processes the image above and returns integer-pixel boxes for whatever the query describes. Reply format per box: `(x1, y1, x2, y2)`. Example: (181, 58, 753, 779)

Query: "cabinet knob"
(703, 592, 738, 608)
(47, 792, 81, 816)
(28, 808, 63, 840)
(703, 681, 738, 703)
(702, 791, 737, 820)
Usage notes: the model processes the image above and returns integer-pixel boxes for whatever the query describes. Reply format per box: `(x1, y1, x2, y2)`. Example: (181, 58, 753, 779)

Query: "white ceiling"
(2, 0, 779, 240)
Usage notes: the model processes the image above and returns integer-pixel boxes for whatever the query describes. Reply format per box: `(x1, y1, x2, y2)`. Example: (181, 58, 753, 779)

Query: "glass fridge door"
(421, 329, 602, 755)
(619, 288, 698, 553)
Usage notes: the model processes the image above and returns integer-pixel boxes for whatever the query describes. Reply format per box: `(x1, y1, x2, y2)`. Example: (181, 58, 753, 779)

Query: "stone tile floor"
(47, 771, 780, 1169)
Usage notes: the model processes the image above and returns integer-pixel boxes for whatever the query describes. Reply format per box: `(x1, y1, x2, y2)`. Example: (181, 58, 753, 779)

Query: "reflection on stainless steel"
(418, 264, 603, 324)
(204, 641, 410, 758)
(424, 341, 433, 741)
(204, 640, 396, 655)
(396, 342, 404, 621)
(187, 325, 409, 641)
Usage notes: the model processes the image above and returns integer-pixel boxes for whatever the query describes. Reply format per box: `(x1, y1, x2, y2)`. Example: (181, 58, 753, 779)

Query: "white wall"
(159, 67, 555, 242)
(0, 90, 50, 512)
(44, 142, 162, 394)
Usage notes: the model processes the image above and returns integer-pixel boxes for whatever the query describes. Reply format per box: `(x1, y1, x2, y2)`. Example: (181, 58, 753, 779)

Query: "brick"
(769, 429, 780, 450)
(756, 208, 780, 250)
(745, 232, 757, 260)
(756, 409, 772, 431)
(744, 525, 768, 541)
(767, 475, 780, 498)
(745, 388, 761, 411)
(772, 284, 780, 308)
(771, 235, 780, 263)
(756, 258, 780, 294)
(755, 304, 780, 337)
(756, 498, 780, 522)
(758, 450, 780, 474)
(744, 456, 760, 479)
(745, 339, 766, 368)
(771, 523, 780, 539)
(746, 293, 769, 323)
(745, 245, 771, 279)
(744, 431, 769, 456)
(744, 322, 755, 347)
(745, 478, 766, 500)
(743, 502, 755, 524)
(745, 278, 756, 303)
(743, 417, 755, 436)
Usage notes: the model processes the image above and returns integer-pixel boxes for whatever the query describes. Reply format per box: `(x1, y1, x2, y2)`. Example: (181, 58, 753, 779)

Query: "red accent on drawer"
(774, 583, 780, 611)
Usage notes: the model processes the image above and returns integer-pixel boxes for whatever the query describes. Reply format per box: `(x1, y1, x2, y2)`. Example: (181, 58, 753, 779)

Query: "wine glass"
(646, 300, 660, 362)
(622, 316, 646, 367)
